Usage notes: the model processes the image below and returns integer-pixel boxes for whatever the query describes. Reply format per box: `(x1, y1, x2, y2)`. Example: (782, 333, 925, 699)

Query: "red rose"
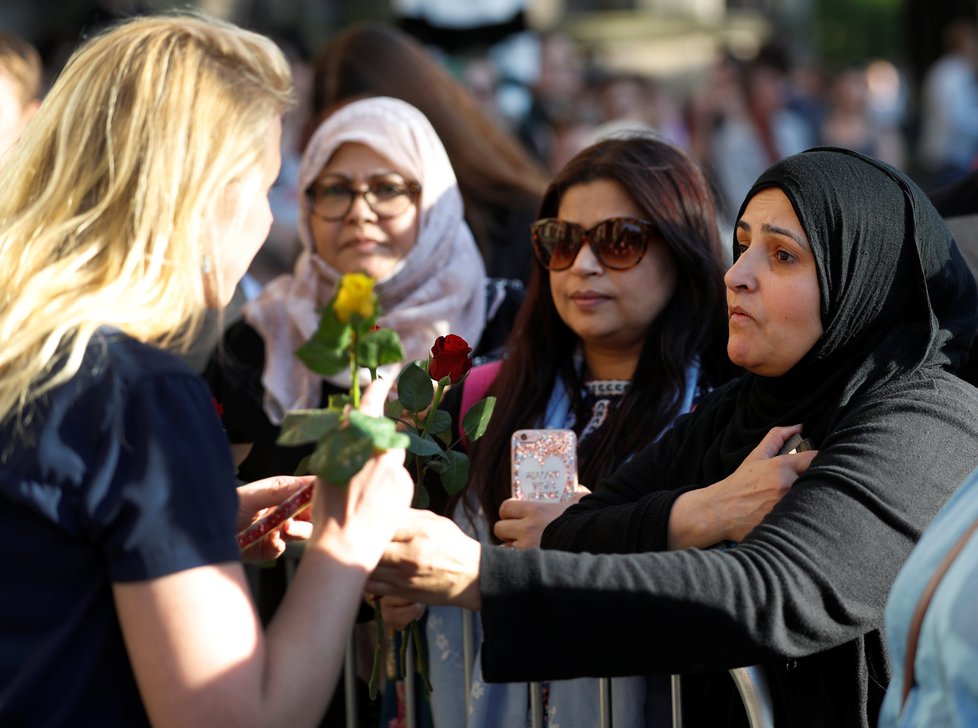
(428, 334, 472, 384)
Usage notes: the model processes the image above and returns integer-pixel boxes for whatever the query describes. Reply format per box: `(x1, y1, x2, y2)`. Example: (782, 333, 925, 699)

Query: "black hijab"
(707, 147, 978, 473)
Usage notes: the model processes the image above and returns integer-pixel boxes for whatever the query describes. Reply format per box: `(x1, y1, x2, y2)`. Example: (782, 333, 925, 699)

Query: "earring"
(201, 253, 213, 275)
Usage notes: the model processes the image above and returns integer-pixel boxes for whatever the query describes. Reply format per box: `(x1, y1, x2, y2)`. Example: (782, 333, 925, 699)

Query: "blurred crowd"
(6, 10, 978, 286)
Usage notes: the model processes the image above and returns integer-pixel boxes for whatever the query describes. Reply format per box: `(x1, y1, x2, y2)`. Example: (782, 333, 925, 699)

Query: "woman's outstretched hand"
(668, 424, 818, 549)
(367, 509, 483, 611)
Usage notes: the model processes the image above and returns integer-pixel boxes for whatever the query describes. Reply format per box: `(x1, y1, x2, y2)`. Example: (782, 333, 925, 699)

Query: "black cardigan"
(477, 368, 978, 727)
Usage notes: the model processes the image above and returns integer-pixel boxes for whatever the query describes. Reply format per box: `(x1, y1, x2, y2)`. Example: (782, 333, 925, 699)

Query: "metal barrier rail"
(341, 609, 775, 728)
(670, 674, 682, 728)
(729, 666, 776, 728)
(261, 552, 775, 728)
(343, 634, 357, 728)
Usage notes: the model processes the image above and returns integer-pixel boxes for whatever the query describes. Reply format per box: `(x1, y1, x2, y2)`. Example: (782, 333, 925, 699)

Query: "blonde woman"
(0, 15, 412, 728)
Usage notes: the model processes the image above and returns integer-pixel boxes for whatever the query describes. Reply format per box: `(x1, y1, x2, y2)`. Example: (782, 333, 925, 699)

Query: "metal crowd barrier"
(337, 608, 775, 728)
(729, 665, 776, 728)
(344, 634, 357, 728)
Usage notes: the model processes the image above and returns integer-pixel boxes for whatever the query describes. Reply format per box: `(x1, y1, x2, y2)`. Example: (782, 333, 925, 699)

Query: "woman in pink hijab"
(207, 96, 488, 484)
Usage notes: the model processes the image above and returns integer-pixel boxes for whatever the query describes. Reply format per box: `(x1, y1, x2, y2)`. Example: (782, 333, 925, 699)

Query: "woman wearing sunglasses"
(370, 148, 978, 727)
(383, 133, 736, 727)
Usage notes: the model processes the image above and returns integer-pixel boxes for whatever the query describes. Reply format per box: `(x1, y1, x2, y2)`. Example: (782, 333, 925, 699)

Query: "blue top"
(879, 467, 978, 727)
(0, 331, 240, 726)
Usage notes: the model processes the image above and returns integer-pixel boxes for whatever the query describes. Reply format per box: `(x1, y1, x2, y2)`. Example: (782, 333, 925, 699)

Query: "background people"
(308, 23, 548, 283)
(207, 95, 488, 485)
(917, 17, 978, 188)
(0, 30, 41, 169)
(820, 65, 906, 170)
(368, 147, 978, 727)
(929, 167, 978, 386)
(702, 49, 815, 222)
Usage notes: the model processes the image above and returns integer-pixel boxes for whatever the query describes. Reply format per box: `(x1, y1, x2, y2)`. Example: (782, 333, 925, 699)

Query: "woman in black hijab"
(368, 148, 978, 727)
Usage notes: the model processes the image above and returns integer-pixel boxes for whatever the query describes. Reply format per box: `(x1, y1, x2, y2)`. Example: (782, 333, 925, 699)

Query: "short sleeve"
(84, 370, 240, 582)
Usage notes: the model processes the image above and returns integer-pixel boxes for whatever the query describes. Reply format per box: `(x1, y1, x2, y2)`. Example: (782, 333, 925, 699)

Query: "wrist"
(667, 487, 716, 549)
(456, 540, 483, 611)
(308, 520, 383, 571)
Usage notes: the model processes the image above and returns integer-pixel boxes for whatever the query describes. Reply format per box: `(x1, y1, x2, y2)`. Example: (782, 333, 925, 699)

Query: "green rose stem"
(369, 600, 385, 699)
(294, 273, 436, 701)
(396, 618, 432, 698)
(412, 378, 448, 486)
(368, 376, 447, 701)
(344, 324, 388, 700)
(419, 379, 447, 439)
(394, 376, 445, 698)
(349, 330, 361, 409)
(411, 620, 432, 696)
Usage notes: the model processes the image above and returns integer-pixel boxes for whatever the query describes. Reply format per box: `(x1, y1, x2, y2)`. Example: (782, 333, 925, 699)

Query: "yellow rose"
(333, 272, 377, 323)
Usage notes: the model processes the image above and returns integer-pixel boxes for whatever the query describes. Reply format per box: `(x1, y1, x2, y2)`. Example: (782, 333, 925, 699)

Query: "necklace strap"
(583, 379, 630, 397)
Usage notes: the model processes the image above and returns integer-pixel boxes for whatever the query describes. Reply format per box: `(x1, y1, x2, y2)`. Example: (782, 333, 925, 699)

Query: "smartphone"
(778, 433, 815, 455)
(510, 428, 577, 501)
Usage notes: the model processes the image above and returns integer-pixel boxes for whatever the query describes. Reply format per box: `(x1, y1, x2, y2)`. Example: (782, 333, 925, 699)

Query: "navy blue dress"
(0, 331, 240, 726)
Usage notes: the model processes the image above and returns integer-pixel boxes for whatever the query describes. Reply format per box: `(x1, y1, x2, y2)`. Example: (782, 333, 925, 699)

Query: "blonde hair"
(0, 14, 293, 424)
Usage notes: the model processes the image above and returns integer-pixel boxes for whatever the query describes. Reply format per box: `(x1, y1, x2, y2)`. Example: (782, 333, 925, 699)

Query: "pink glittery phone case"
(510, 429, 577, 501)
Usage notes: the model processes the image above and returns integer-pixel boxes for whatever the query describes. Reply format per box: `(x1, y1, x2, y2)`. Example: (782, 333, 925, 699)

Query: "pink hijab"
(244, 97, 487, 423)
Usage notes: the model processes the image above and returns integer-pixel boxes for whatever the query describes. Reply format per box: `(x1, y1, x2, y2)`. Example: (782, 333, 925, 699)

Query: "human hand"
(237, 475, 316, 563)
(493, 484, 591, 548)
(310, 379, 414, 569)
(366, 509, 483, 611)
(375, 595, 426, 630)
(669, 425, 818, 548)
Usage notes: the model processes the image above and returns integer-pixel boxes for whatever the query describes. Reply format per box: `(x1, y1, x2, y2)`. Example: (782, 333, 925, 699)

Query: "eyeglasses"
(305, 175, 421, 221)
(530, 217, 657, 271)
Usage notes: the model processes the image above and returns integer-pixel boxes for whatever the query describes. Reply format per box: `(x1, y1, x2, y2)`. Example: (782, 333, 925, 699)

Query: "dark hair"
(464, 134, 733, 536)
(307, 23, 548, 257)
